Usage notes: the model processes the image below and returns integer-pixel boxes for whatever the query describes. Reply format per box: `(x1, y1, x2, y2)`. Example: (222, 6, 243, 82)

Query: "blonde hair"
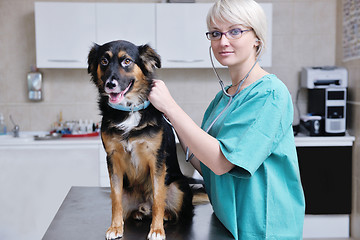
(206, 0, 267, 56)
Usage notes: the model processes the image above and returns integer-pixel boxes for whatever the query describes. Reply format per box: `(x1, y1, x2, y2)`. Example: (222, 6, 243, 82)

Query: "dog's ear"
(138, 44, 161, 74)
(88, 43, 100, 75)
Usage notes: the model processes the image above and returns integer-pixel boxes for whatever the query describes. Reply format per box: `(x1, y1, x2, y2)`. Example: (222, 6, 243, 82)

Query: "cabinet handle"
(48, 59, 81, 63)
(167, 59, 204, 63)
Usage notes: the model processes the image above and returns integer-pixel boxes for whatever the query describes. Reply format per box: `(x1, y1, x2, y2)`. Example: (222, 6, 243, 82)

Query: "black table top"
(42, 187, 234, 240)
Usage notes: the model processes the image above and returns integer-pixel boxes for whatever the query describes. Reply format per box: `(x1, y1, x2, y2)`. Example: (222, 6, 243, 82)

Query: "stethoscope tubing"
(185, 44, 263, 162)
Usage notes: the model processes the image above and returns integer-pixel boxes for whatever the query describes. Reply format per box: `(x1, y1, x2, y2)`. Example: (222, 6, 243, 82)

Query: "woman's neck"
(227, 62, 268, 95)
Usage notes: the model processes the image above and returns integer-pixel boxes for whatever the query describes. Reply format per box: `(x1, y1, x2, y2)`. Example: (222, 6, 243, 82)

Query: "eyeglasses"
(206, 28, 252, 41)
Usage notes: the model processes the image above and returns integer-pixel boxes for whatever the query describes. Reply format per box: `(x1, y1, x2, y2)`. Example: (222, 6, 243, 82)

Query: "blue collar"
(108, 100, 151, 112)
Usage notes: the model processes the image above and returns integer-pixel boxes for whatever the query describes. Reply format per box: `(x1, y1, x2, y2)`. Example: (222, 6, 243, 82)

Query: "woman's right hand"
(148, 79, 177, 115)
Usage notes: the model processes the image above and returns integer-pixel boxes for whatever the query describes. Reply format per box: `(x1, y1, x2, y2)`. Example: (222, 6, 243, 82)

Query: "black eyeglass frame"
(205, 28, 252, 41)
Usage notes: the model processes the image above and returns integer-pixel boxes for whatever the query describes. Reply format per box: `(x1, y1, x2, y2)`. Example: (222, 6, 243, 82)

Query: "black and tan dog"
(88, 40, 197, 240)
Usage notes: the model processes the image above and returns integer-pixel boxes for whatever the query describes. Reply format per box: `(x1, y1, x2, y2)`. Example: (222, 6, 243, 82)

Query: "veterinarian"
(149, 0, 305, 239)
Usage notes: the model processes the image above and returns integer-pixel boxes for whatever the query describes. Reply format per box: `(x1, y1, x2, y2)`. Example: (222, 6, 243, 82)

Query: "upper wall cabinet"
(34, 2, 272, 69)
(258, 3, 272, 67)
(156, 3, 272, 68)
(35, 2, 96, 68)
(156, 3, 213, 68)
(96, 3, 156, 47)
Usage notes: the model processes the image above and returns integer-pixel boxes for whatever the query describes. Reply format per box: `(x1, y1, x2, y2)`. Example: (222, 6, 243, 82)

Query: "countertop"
(294, 132, 355, 147)
(42, 186, 234, 240)
(0, 132, 101, 146)
(0, 131, 356, 147)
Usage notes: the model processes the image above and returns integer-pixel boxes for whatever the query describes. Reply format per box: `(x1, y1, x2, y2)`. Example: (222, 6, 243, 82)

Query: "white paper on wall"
(343, 0, 360, 61)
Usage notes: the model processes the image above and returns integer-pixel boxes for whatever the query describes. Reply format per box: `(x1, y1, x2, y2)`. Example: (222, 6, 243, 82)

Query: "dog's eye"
(121, 58, 133, 67)
(100, 58, 109, 66)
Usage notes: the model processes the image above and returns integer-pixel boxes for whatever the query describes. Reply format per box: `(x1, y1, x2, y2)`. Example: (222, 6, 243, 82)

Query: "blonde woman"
(149, 0, 305, 239)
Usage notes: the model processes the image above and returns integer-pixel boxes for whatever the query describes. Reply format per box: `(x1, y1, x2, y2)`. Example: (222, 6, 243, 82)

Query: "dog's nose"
(105, 79, 118, 89)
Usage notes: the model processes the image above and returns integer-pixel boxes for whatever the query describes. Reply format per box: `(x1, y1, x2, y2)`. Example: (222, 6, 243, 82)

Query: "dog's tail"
(188, 178, 210, 205)
(192, 188, 210, 205)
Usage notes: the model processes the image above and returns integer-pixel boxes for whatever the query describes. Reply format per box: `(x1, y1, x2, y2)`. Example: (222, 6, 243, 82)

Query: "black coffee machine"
(300, 66, 348, 136)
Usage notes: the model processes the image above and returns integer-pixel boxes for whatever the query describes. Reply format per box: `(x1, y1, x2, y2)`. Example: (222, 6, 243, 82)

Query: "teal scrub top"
(200, 74, 305, 240)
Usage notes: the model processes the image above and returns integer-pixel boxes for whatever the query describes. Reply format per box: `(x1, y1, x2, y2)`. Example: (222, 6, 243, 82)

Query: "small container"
(0, 113, 7, 135)
(27, 66, 43, 101)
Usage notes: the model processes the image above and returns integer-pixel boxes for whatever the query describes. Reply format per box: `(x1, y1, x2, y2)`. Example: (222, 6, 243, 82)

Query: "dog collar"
(108, 100, 151, 112)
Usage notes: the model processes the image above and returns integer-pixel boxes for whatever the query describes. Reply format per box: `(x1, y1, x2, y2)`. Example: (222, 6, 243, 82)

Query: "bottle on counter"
(0, 113, 7, 135)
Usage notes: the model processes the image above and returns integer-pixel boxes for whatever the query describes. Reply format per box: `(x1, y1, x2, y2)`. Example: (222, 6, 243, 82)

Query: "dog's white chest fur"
(116, 112, 141, 133)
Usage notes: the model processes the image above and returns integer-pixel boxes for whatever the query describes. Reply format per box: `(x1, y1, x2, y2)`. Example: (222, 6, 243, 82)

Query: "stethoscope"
(185, 42, 264, 162)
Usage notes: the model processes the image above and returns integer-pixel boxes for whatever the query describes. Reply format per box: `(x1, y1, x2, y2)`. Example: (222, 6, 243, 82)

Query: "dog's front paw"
(106, 226, 123, 240)
(147, 228, 165, 240)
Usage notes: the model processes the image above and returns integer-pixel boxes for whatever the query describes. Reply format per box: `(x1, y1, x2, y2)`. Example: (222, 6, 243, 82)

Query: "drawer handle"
(167, 59, 204, 63)
(48, 59, 81, 63)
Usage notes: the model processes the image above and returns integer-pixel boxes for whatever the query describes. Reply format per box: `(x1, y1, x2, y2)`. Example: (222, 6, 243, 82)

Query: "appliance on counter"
(300, 66, 348, 136)
(300, 115, 323, 136)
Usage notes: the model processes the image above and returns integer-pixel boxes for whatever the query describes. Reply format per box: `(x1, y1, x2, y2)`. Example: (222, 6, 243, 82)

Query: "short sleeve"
(216, 85, 292, 178)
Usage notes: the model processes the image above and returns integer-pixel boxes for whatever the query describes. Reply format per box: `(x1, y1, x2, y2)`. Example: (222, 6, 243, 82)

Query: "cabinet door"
(297, 146, 352, 214)
(0, 144, 100, 240)
(156, 3, 272, 68)
(96, 3, 156, 48)
(35, 2, 96, 68)
(156, 3, 213, 68)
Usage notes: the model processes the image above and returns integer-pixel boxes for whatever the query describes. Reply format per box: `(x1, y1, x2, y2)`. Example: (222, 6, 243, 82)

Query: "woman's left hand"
(148, 79, 177, 115)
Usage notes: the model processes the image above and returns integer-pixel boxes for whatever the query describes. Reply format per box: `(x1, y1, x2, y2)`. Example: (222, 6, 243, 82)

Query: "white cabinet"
(35, 2, 96, 68)
(156, 3, 272, 68)
(156, 3, 213, 68)
(0, 139, 102, 240)
(34, 3, 272, 69)
(258, 3, 272, 67)
(96, 3, 155, 47)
